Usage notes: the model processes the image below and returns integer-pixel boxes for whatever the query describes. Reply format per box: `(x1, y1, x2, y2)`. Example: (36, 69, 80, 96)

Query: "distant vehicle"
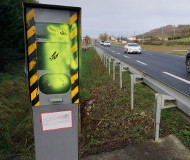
(100, 41, 105, 45)
(124, 43, 141, 54)
(104, 41, 111, 47)
(186, 48, 190, 73)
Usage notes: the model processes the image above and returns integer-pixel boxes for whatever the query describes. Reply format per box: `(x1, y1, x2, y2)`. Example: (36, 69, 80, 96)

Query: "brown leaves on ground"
(80, 51, 154, 157)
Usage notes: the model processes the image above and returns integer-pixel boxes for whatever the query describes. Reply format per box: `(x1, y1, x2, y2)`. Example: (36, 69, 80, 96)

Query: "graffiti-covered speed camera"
(23, 3, 81, 106)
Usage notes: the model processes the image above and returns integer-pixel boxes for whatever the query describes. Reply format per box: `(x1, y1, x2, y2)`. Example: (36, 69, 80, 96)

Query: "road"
(96, 44, 190, 97)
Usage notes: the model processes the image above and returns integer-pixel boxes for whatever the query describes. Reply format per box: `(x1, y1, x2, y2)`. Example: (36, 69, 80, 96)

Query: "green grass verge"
(0, 61, 35, 160)
(80, 49, 190, 157)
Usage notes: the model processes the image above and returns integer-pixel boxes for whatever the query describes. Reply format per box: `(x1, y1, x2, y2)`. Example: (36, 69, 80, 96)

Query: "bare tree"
(83, 35, 91, 45)
(99, 33, 109, 41)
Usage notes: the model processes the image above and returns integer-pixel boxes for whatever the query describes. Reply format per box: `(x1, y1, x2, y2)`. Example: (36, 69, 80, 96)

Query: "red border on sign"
(40, 110, 73, 132)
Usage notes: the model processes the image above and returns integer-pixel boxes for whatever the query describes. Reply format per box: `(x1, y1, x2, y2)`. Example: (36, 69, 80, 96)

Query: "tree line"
(0, 0, 36, 72)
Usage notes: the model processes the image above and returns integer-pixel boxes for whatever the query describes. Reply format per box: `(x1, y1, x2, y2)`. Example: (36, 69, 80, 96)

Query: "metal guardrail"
(82, 46, 93, 52)
(95, 46, 190, 141)
(95, 47, 190, 117)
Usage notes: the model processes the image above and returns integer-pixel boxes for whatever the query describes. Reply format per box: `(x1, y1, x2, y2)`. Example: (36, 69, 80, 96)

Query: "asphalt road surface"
(96, 44, 190, 97)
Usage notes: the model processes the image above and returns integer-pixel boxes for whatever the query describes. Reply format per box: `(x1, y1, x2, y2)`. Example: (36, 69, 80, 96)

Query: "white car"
(124, 43, 141, 54)
(100, 40, 105, 45)
(104, 41, 111, 47)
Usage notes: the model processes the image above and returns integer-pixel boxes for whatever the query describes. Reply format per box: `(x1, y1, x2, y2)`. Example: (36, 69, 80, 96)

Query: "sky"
(39, 0, 190, 38)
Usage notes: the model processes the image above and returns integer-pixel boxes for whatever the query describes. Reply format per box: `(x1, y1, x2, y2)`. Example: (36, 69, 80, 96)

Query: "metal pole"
(120, 64, 122, 89)
(109, 58, 111, 75)
(142, 34, 144, 48)
(154, 94, 162, 141)
(130, 74, 134, 110)
(104, 54, 106, 66)
(113, 60, 115, 81)
(106, 55, 107, 68)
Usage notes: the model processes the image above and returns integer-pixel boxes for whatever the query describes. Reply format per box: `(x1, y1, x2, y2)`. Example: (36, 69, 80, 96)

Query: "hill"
(138, 24, 190, 40)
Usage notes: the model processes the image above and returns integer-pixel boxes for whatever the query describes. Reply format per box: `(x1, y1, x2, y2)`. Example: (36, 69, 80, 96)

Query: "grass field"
(112, 42, 188, 56)
(0, 51, 190, 159)
(170, 37, 190, 42)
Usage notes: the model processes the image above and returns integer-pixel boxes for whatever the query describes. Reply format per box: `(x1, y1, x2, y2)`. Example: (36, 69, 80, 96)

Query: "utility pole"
(162, 27, 163, 40)
(142, 34, 144, 48)
(173, 25, 176, 40)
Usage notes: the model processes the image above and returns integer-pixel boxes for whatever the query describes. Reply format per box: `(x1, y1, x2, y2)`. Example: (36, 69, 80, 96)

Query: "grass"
(169, 37, 190, 42)
(112, 42, 188, 56)
(112, 42, 125, 47)
(0, 61, 35, 160)
(80, 49, 190, 157)
(160, 109, 190, 148)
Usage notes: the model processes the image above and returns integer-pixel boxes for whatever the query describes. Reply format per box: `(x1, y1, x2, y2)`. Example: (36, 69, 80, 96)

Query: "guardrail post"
(154, 94, 161, 142)
(130, 74, 143, 110)
(130, 74, 134, 110)
(106, 55, 108, 68)
(104, 54, 106, 66)
(108, 57, 111, 75)
(113, 60, 115, 81)
(120, 64, 122, 89)
(100, 53, 103, 61)
(154, 94, 176, 141)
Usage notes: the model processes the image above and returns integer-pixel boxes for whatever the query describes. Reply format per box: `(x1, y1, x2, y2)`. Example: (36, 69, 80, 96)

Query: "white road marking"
(124, 55, 130, 58)
(145, 53, 152, 55)
(176, 55, 185, 58)
(136, 60, 147, 65)
(163, 72, 190, 84)
(112, 51, 115, 53)
(117, 53, 120, 54)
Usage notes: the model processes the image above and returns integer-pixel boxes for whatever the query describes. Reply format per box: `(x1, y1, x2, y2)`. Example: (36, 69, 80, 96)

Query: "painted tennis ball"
(39, 73, 71, 94)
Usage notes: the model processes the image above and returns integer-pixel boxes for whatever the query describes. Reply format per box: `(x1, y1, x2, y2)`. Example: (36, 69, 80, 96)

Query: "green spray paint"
(39, 23, 78, 94)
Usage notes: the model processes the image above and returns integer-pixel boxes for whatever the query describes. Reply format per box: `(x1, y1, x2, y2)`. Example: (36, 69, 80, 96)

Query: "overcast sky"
(39, 0, 190, 38)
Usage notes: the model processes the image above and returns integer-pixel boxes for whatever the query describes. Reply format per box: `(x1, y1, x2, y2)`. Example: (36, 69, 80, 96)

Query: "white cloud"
(39, 0, 190, 38)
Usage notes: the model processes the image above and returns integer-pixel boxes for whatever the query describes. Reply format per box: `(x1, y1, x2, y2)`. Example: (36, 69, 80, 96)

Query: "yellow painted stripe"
(26, 9, 35, 23)
(75, 99, 79, 103)
(70, 27, 78, 40)
(27, 26, 36, 39)
(30, 73, 38, 86)
(31, 88, 39, 101)
(72, 42, 78, 53)
(28, 41, 36, 55)
(71, 72, 78, 84)
(71, 86, 79, 98)
(71, 60, 78, 68)
(29, 60, 36, 71)
(34, 101, 40, 106)
(75, 57, 78, 63)
(70, 12, 77, 25)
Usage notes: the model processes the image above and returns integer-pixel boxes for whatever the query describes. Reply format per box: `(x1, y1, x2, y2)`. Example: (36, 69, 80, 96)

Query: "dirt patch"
(143, 45, 187, 56)
(81, 135, 190, 160)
